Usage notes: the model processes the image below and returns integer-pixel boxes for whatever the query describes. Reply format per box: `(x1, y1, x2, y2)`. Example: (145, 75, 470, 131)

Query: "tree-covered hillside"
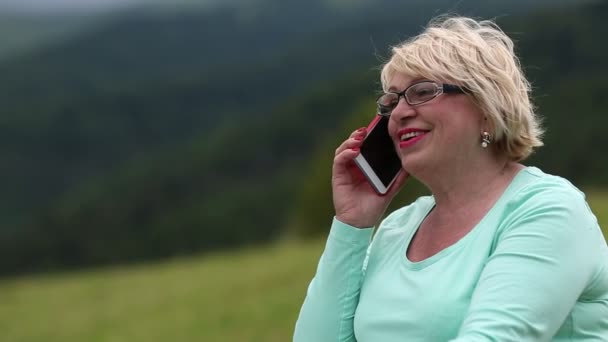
(513, 1, 608, 183)
(0, 0, 605, 276)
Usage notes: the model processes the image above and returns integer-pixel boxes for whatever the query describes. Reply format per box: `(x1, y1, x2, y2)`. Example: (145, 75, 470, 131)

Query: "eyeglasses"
(376, 81, 465, 116)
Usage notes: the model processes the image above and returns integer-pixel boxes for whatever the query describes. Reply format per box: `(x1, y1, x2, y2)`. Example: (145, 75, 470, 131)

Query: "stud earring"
(481, 132, 491, 148)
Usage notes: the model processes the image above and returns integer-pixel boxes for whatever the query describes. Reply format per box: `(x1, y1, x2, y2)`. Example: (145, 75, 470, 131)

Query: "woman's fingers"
(333, 146, 360, 168)
(350, 127, 367, 138)
(335, 128, 367, 155)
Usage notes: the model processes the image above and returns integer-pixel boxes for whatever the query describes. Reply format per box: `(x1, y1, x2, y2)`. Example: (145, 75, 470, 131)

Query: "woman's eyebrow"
(387, 78, 429, 92)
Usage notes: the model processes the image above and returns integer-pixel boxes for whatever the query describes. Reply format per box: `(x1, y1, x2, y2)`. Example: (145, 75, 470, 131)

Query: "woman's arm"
(293, 218, 374, 342)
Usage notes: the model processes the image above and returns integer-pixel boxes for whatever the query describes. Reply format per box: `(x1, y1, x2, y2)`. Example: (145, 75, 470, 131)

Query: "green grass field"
(1, 194, 606, 342)
(0, 239, 326, 342)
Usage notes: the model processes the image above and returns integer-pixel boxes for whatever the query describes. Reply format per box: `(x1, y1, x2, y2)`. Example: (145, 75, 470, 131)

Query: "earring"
(481, 131, 491, 148)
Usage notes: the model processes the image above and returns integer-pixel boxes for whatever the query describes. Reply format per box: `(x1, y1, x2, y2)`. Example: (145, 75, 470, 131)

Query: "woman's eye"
(414, 87, 434, 97)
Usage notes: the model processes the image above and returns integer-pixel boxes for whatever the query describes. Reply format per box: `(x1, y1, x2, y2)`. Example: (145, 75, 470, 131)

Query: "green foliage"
(1, 69, 381, 275)
(0, 2, 380, 229)
(1, 0, 608, 275)
(502, 0, 608, 185)
(0, 14, 95, 62)
(587, 191, 608, 232)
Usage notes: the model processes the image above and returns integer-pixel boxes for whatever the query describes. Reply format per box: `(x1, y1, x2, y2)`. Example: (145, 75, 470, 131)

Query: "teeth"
(400, 131, 425, 141)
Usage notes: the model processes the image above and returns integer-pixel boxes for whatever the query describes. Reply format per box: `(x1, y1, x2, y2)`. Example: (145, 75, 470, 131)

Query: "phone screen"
(359, 116, 402, 187)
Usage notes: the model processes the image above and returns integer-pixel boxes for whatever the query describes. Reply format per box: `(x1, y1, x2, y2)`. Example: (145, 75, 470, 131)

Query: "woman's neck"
(418, 156, 523, 214)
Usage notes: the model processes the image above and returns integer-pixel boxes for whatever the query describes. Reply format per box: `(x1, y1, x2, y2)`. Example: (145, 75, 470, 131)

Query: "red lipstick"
(397, 128, 429, 148)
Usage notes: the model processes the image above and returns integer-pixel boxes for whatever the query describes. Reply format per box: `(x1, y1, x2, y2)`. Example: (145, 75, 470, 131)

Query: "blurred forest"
(0, 0, 606, 276)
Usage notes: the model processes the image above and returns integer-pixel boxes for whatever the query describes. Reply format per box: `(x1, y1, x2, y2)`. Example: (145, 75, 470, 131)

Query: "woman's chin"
(400, 153, 434, 177)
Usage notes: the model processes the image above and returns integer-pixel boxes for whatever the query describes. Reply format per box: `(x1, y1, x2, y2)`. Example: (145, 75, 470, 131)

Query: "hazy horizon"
(0, 0, 140, 14)
(0, 0, 229, 14)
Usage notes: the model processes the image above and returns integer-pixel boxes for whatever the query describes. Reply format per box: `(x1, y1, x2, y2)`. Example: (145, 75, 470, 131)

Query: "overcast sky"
(0, 0, 141, 13)
(0, 0, 231, 14)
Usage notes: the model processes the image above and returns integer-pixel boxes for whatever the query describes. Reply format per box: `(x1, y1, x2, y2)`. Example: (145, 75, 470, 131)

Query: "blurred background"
(0, 0, 606, 340)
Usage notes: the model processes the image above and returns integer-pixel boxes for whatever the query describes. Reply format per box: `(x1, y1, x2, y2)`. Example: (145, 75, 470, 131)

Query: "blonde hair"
(380, 16, 543, 161)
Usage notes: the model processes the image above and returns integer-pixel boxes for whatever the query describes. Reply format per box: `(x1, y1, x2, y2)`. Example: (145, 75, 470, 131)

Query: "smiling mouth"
(396, 129, 429, 148)
(399, 130, 430, 141)
(400, 131, 427, 141)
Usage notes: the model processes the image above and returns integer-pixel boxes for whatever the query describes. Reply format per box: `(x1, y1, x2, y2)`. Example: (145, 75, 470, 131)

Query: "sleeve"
(451, 185, 602, 341)
(293, 217, 374, 342)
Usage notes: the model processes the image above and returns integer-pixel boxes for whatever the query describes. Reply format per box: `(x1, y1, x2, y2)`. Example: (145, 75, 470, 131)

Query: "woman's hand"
(332, 127, 409, 228)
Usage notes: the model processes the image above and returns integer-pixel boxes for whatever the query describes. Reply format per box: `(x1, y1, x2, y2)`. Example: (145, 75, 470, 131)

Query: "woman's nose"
(390, 97, 417, 122)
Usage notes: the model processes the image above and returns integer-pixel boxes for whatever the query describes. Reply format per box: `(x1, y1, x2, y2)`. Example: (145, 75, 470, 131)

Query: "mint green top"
(294, 167, 608, 341)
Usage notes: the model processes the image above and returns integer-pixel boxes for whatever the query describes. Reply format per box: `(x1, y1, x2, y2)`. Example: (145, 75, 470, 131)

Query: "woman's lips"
(397, 128, 429, 148)
(398, 134, 427, 148)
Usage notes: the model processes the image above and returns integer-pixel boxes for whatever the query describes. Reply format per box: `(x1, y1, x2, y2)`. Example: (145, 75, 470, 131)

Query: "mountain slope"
(0, 0, 604, 275)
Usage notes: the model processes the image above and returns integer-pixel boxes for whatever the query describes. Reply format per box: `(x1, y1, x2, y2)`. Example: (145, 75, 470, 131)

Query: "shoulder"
(497, 166, 601, 242)
(489, 167, 607, 289)
(505, 167, 596, 223)
(512, 166, 585, 199)
(379, 195, 435, 229)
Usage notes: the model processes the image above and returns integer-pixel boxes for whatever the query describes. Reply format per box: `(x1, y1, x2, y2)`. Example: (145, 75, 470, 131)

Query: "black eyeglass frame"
(376, 81, 466, 117)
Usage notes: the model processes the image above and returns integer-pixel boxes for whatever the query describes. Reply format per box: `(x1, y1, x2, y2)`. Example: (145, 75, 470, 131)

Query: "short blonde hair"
(380, 16, 543, 161)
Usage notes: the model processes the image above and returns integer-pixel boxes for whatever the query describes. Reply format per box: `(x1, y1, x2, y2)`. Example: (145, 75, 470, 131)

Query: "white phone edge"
(354, 153, 395, 195)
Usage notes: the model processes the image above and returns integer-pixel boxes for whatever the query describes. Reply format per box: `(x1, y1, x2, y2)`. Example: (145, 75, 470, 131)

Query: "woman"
(293, 16, 608, 341)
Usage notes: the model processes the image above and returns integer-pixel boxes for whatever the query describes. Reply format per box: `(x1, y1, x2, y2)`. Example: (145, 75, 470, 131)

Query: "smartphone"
(354, 115, 403, 195)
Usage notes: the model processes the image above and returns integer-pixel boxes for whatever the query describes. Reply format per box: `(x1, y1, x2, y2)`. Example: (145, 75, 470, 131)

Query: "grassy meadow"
(0, 194, 606, 342)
